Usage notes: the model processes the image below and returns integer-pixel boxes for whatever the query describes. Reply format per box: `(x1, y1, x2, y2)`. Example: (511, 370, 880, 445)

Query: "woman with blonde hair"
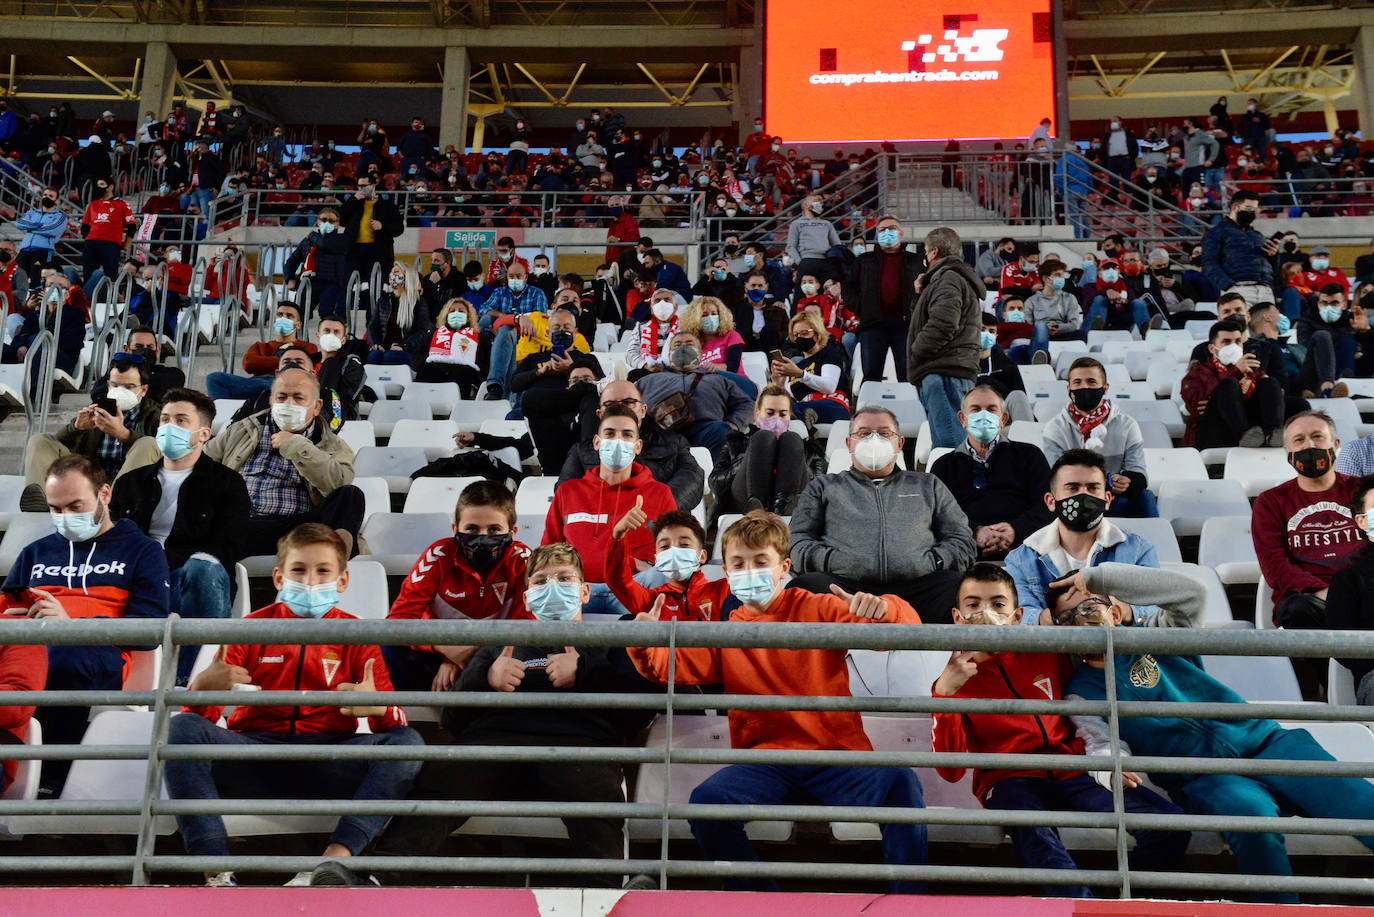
(367, 260, 434, 366)
(679, 295, 755, 397)
(416, 297, 481, 396)
(708, 384, 825, 517)
(770, 310, 851, 423)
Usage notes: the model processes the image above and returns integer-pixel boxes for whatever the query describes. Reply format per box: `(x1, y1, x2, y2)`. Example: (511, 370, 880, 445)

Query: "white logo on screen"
(901, 28, 1008, 64)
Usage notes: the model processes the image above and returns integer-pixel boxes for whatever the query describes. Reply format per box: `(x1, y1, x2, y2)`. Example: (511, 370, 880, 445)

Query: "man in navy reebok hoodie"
(0, 455, 169, 795)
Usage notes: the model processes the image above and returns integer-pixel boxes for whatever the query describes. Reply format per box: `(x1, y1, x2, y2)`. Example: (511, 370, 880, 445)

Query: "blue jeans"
(367, 348, 412, 365)
(1030, 321, 1084, 361)
(690, 764, 927, 894)
(918, 374, 973, 449)
(859, 317, 909, 383)
(585, 582, 629, 616)
(985, 772, 1187, 898)
(485, 323, 517, 393)
(1087, 295, 1150, 333)
(164, 713, 424, 857)
(1279, 287, 1305, 321)
(170, 555, 232, 685)
(688, 419, 732, 460)
(190, 188, 214, 223)
(206, 371, 273, 400)
(1105, 486, 1159, 518)
(1175, 727, 1374, 904)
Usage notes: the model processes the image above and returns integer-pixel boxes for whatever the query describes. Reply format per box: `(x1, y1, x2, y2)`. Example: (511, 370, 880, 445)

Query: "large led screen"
(764, 0, 1056, 143)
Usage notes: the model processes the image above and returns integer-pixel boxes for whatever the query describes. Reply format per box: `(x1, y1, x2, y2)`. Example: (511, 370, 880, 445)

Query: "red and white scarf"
(638, 315, 679, 360)
(1212, 358, 1254, 398)
(428, 326, 479, 365)
(1068, 398, 1112, 450)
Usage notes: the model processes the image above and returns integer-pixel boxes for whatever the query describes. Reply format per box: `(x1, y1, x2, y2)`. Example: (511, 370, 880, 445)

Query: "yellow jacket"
(514, 311, 591, 363)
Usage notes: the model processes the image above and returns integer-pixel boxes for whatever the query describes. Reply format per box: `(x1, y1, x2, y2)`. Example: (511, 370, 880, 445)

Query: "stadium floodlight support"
(3, 617, 1374, 898)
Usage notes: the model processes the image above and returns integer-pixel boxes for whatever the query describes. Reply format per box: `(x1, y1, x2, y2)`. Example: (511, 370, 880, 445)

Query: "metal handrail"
(21, 327, 55, 437)
(4, 617, 1374, 896)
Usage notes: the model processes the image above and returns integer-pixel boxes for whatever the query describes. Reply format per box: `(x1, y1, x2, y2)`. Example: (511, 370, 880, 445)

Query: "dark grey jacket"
(907, 257, 985, 384)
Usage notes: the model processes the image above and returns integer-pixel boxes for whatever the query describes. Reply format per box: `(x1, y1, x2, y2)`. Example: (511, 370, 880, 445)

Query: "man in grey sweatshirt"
(789, 405, 975, 623)
(786, 195, 842, 294)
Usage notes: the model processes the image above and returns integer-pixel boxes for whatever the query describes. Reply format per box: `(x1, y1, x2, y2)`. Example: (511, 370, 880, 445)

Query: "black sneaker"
(623, 874, 658, 890)
(1239, 426, 1265, 449)
(19, 483, 46, 513)
(309, 860, 379, 887)
(483, 385, 505, 401)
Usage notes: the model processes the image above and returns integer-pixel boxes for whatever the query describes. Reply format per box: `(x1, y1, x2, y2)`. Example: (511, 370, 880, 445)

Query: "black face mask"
(550, 330, 575, 349)
(455, 532, 512, 571)
(1234, 209, 1257, 228)
(132, 345, 157, 364)
(790, 336, 815, 351)
(0, 251, 12, 264)
(1070, 387, 1105, 412)
(1055, 493, 1107, 533)
(723, 244, 739, 255)
(1288, 446, 1335, 479)
(1283, 241, 1298, 253)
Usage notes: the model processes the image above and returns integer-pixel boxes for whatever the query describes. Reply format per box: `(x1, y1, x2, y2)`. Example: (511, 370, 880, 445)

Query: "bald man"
(556, 379, 704, 510)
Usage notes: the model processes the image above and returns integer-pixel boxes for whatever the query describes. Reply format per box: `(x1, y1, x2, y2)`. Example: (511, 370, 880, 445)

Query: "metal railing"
(3, 617, 1374, 899)
(1221, 176, 1374, 218)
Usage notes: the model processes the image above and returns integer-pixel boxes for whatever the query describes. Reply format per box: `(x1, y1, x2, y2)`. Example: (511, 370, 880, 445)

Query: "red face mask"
(1121, 262, 1144, 277)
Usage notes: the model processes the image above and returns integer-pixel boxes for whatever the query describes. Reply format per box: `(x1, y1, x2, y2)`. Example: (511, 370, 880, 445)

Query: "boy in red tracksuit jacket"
(1179, 318, 1283, 448)
(932, 564, 1187, 898)
(163, 523, 422, 888)
(386, 479, 532, 691)
(542, 404, 676, 613)
(606, 508, 739, 621)
(629, 511, 926, 894)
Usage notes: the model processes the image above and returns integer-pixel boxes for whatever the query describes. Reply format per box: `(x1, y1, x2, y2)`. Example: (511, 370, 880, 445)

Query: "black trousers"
(1195, 377, 1284, 449)
(16, 248, 53, 287)
(244, 484, 366, 551)
(727, 430, 808, 512)
(790, 569, 964, 624)
(374, 732, 625, 884)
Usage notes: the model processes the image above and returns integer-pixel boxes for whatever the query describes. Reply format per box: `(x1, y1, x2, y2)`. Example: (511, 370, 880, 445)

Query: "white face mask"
(851, 433, 896, 472)
(651, 300, 675, 322)
(271, 402, 310, 432)
(1215, 342, 1244, 366)
(109, 385, 140, 413)
(317, 333, 343, 353)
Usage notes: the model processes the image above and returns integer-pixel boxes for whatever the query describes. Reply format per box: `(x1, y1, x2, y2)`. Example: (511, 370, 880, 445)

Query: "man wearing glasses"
(1005, 449, 1160, 628)
(557, 379, 704, 511)
(789, 405, 974, 623)
(19, 354, 162, 511)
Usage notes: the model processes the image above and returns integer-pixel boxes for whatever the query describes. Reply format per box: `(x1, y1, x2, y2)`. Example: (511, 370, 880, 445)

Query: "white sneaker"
(205, 872, 237, 887)
(284, 871, 313, 887)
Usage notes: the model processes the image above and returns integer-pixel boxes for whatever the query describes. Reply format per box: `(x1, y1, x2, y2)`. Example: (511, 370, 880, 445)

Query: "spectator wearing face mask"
(974, 314, 1027, 413)
(79, 179, 136, 286)
(509, 305, 599, 394)
(1180, 118, 1219, 190)
(786, 194, 840, 289)
(396, 117, 433, 179)
(207, 367, 365, 553)
(385, 480, 531, 692)
(1201, 190, 1279, 308)
(485, 235, 530, 287)
(1022, 259, 1083, 364)
(85, 327, 185, 405)
(5, 277, 85, 385)
(281, 207, 348, 319)
(844, 215, 921, 384)
(1294, 284, 1355, 398)
(741, 118, 770, 174)
(543, 405, 677, 614)
(477, 260, 548, 402)
(609, 508, 738, 621)
(207, 302, 318, 400)
(1181, 317, 1283, 449)
(679, 294, 748, 386)
(19, 358, 163, 510)
(771, 311, 851, 425)
(636, 330, 753, 460)
(976, 238, 1016, 290)
(788, 405, 974, 623)
(626, 289, 681, 377)
(340, 176, 403, 304)
(692, 256, 744, 313)
(15, 187, 66, 286)
(1281, 245, 1348, 320)
(1099, 116, 1138, 188)
(415, 298, 482, 396)
(366, 261, 434, 370)
(1084, 257, 1154, 335)
(909, 226, 985, 449)
(709, 385, 824, 518)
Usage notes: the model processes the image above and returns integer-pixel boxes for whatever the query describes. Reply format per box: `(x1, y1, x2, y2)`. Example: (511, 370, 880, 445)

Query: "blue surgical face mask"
(1320, 305, 1343, 324)
(51, 504, 103, 542)
(508, 278, 526, 294)
(1099, 268, 1119, 284)
(1004, 309, 1025, 323)
(1311, 258, 1330, 271)
(966, 409, 1001, 444)
(743, 254, 756, 268)
(1050, 276, 1066, 291)
(467, 280, 483, 291)
(876, 228, 900, 248)
(745, 288, 767, 303)
(447, 311, 468, 330)
(526, 580, 583, 620)
(978, 330, 997, 351)
(701, 314, 720, 334)
(1277, 314, 1292, 334)
(728, 566, 780, 607)
(278, 579, 338, 618)
(654, 546, 701, 581)
(599, 438, 636, 471)
(155, 422, 196, 460)
(712, 268, 727, 281)
(273, 317, 296, 336)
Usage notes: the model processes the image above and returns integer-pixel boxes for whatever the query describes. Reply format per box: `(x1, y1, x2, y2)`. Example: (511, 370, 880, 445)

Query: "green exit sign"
(444, 230, 497, 249)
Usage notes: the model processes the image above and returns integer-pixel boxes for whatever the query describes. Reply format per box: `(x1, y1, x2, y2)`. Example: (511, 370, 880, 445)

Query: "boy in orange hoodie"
(164, 523, 422, 888)
(606, 507, 739, 621)
(933, 563, 1187, 898)
(628, 511, 927, 893)
(542, 403, 676, 614)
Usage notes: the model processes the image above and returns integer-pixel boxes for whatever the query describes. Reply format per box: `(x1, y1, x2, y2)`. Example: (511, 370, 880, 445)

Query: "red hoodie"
(542, 464, 677, 582)
(605, 534, 737, 621)
(932, 650, 1083, 802)
(389, 537, 532, 653)
(0, 641, 46, 791)
(181, 602, 408, 735)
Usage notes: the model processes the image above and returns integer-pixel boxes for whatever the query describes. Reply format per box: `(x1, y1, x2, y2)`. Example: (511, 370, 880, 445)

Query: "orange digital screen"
(764, 0, 1056, 143)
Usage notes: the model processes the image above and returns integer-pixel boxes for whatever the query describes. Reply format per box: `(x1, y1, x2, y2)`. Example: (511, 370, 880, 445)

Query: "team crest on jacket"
(493, 582, 507, 603)
(699, 600, 713, 621)
(322, 649, 341, 685)
(1128, 654, 1161, 689)
(1033, 676, 1053, 699)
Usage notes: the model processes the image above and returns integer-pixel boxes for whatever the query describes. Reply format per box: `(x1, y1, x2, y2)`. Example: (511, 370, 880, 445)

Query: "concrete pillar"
(439, 45, 470, 152)
(138, 40, 177, 120)
(1355, 25, 1374, 139)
